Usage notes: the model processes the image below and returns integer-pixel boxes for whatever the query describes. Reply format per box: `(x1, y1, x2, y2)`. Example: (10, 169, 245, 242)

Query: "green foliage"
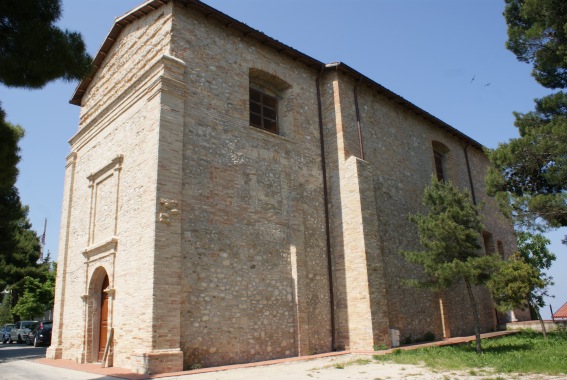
(0, 1, 87, 316)
(0, 292, 13, 325)
(0, 143, 45, 313)
(401, 177, 503, 353)
(0, 111, 38, 295)
(489, 1, 567, 235)
(12, 279, 47, 320)
(504, 0, 567, 89)
(0, 0, 91, 89)
(401, 178, 499, 289)
(373, 343, 388, 351)
(0, 190, 42, 292)
(488, 231, 555, 330)
(12, 262, 55, 320)
(488, 231, 554, 338)
(488, 256, 546, 312)
(0, 107, 24, 193)
(516, 231, 555, 271)
(516, 231, 555, 307)
(373, 330, 567, 375)
(0, 0, 90, 303)
(486, 92, 567, 229)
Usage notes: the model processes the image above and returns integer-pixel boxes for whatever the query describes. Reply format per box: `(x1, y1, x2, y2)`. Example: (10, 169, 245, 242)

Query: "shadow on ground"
(0, 344, 47, 363)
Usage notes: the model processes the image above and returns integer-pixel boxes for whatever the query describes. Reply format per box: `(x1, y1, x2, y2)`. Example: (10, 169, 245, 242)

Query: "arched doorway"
(97, 274, 110, 362)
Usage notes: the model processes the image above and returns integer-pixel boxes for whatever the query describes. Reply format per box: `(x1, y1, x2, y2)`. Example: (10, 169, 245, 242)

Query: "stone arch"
(85, 266, 112, 364)
(249, 68, 291, 94)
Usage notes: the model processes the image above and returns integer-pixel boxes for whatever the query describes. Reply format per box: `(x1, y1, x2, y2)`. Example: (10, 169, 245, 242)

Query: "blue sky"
(1, 0, 564, 318)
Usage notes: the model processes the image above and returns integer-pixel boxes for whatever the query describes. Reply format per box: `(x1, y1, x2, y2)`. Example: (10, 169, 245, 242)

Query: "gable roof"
(71, 0, 484, 150)
(553, 302, 567, 319)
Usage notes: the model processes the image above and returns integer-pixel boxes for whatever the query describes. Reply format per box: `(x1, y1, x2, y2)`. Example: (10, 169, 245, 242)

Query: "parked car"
(11, 320, 37, 344)
(1, 324, 15, 344)
(25, 321, 52, 347)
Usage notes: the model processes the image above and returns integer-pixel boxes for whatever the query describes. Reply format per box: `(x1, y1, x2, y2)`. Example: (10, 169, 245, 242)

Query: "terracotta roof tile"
(553, 302, 567, 319)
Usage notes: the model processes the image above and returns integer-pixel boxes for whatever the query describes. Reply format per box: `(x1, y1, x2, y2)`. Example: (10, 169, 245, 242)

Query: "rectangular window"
(250, 88, 278, 134)
(433, 150, 445, 181)
(497, 240, 505, 258)
(483, 231, 495, 256)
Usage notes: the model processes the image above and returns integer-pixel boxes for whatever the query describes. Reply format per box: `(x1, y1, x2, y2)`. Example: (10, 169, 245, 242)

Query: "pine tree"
(487, 0, 567, 236)
(0, 0, 91, 89)
(401, 177, 502, 354)
(0, 0, 89, 310)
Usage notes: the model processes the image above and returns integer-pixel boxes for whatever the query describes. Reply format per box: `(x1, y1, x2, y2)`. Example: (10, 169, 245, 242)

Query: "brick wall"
(172, 4, 331, 367)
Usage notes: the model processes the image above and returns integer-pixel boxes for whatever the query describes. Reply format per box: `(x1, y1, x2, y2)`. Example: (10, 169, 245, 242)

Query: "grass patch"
(373, 330, 567, 375)
(347, 358, 372, 366)
(328, 358, 371, 370)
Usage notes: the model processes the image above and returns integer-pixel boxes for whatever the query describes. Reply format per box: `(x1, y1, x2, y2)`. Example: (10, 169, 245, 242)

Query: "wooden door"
(97, 275, 109, 362)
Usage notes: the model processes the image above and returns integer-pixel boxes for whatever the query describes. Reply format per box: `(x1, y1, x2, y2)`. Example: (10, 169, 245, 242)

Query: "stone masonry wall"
(333, 72, 510, 342)
(171, 4, 331, 368)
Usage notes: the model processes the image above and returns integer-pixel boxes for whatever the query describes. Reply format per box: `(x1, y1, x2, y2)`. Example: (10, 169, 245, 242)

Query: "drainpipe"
(316, 65, 336, 351)
(463, 143, 477, 205)
(353, 77, 365, 160)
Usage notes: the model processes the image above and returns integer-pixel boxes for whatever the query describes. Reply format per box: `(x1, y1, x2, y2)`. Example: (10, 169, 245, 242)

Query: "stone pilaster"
(140, 54, 187, 374)
(323, 72, 390, 350)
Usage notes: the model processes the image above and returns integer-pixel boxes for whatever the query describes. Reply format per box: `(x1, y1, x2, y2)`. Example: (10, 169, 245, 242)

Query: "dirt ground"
(159, 354, 566, 380)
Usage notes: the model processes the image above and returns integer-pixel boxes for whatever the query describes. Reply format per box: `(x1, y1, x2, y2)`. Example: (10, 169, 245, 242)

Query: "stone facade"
(47, 0, 520, 374)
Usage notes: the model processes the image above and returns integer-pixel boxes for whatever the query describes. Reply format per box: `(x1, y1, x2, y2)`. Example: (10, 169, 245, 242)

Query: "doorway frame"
(84, 266, 114, 364)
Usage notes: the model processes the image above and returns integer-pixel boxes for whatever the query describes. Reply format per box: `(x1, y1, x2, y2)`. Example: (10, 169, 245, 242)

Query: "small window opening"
(432, 141, 450, 182)
(497, 240, 505, 258)
(249, 88, 278, 134)
(434, 150, 445, 181)
(483, 231, 495, 256)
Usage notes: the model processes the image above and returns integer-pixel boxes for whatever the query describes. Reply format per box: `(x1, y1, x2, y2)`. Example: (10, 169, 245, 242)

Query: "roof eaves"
(177, 0, 323, 70)
(326, 62, 485, 151)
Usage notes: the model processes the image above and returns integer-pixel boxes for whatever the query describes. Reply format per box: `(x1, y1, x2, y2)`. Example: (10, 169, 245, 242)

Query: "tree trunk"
(464, 279, 483, 354)
(529, 298, 547, 339)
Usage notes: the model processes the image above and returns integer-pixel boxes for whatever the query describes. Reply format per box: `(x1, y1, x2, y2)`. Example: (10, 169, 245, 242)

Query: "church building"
(47, 0, 520, 374)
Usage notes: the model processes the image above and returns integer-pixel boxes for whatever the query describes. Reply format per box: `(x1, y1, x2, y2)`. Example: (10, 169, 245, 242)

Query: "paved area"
(0, 344, 47, 364)
(1, 360, 110, 380)
(4, 331, 564, 379)
(29, 331, 520, 379)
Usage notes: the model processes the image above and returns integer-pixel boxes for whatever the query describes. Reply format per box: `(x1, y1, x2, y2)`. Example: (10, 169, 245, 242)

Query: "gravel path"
(159, 354, 565, 380)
